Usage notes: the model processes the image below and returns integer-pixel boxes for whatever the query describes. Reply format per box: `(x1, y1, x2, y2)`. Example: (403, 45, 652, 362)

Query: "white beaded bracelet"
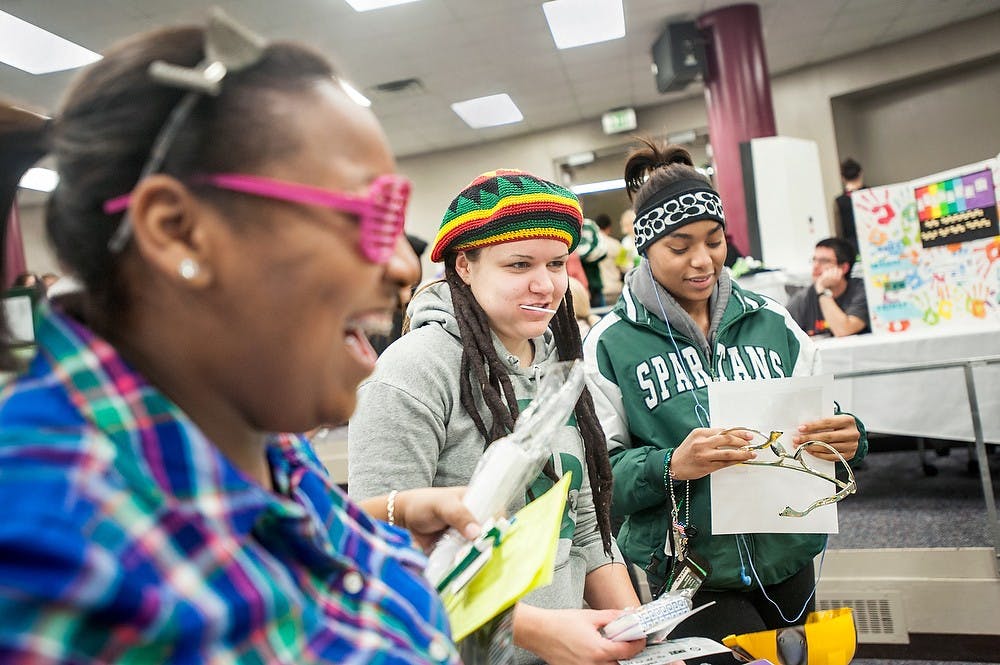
(387, 489, 399, 526)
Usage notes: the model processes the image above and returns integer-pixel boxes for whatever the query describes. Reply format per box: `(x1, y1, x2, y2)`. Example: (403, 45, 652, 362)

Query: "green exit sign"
(601, 107, 637, 134)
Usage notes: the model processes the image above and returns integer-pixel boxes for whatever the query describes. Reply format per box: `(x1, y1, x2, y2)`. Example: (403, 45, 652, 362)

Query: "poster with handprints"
(853, 158, 1000, 335)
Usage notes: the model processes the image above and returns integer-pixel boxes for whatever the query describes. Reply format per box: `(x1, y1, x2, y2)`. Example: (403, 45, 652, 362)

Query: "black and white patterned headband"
(633, 178, 725, 253)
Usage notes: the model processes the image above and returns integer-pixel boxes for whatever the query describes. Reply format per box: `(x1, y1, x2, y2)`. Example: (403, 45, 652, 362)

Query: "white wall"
(771, 10, 1000, 210)
(833, 56, 1000, 187)
(396, 96, 707, 269)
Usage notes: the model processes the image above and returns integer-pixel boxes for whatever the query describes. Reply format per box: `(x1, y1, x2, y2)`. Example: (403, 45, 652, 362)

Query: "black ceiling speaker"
(651, 21, 707, 93)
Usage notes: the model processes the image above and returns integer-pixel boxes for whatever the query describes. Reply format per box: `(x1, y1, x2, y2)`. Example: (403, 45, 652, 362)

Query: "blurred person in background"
(833, 158, 864, 251)
(570, 276, 600, 337)
(40, 272, 61, 291)
(368, 232, 427, 356)
(577, 216, 608, 308)
(10, 272, 39, 289)
(595, 213, 624, 304)
(617, 208, 639, 271)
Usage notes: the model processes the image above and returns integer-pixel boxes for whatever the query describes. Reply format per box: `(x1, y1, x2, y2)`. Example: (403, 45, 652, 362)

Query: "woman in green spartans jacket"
(582, 139, 867, 648)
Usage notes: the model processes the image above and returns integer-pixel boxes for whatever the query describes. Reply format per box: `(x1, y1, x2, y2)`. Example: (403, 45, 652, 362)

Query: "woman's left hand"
(793, 414, 860, 461)
(393, 487, 481, 552)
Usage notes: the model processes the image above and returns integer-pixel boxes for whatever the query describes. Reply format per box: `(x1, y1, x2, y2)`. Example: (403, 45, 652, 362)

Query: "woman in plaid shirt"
(0, 10, 477, 665)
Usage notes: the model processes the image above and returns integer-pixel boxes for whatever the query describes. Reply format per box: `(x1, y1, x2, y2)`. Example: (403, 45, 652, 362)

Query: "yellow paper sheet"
(442, 472, 571, 641)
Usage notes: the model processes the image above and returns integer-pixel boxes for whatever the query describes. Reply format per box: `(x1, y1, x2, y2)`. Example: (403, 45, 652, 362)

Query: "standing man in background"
(787, 238, 870, 337)
(834, 158, 865, 251)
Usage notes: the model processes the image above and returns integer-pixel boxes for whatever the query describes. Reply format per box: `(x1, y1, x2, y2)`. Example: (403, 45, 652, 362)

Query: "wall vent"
(816, 590, 909, 644)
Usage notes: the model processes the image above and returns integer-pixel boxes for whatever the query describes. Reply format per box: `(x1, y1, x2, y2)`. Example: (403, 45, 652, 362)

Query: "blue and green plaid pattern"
(0, 302, 457, 664)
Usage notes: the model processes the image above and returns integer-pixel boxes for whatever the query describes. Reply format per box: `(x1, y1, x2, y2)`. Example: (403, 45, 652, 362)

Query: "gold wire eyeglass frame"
(721, 428, 857, 517)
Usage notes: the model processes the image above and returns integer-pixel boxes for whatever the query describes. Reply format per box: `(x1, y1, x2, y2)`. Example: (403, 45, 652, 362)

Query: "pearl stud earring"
(178, 258, 200, 280)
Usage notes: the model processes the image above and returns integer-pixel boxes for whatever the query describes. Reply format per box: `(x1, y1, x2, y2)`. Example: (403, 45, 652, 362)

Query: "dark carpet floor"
(829, 437, 1000, 549)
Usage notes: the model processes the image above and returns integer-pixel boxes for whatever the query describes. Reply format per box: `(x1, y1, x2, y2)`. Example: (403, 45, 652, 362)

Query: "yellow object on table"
(722, 607, 857, 665)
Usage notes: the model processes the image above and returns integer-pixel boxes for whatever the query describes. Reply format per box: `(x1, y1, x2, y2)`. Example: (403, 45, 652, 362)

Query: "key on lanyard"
(671, 506, 689, 562)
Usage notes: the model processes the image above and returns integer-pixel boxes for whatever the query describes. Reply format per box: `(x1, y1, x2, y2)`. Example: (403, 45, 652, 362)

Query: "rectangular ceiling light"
(19, 168, 59, 192)
(451, 94, 523, 129)
(344, 0, 421, 11)
(570, 179, 625, 195)
(0, 10, 101, 74)
(543, 0, 625, 50)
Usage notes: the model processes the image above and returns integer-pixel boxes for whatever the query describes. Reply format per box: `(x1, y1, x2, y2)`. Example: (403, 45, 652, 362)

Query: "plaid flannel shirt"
(0, 302, 457, 664)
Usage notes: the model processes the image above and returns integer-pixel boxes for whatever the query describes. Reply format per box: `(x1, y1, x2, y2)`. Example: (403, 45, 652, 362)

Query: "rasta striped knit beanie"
(430, 169, 583, 262)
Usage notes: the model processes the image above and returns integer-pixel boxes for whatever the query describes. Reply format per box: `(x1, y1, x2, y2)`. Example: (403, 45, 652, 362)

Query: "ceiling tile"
(2, 0, 997, 158)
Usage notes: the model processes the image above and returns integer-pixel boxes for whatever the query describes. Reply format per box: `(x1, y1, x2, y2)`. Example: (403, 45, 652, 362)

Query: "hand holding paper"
(793, 413, 861, 462)
(708, 375, 844, 534)
(666, 427, 757, 481)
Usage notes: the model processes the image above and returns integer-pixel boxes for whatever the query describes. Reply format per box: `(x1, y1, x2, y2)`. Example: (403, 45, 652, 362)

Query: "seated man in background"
(787, 237, 870, 337)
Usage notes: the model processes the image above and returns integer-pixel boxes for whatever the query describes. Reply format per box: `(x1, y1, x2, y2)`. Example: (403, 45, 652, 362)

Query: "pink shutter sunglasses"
(105, 172, 411, 264)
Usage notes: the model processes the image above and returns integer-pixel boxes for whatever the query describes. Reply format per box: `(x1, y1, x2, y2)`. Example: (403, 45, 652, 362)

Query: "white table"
(733, 269, 811, 307)
(815, 325, 1000, 444)
(815, 326, 1000, 560)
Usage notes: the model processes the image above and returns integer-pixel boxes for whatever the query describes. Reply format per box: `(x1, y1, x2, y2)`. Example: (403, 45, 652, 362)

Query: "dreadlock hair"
(443, 249, 615, 556)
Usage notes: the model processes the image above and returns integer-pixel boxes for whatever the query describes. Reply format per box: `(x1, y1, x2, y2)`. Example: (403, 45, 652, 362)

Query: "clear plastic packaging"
(602, 593, 715, 644)
(601, 593, 693, 642)
(424, 360, 585, 588)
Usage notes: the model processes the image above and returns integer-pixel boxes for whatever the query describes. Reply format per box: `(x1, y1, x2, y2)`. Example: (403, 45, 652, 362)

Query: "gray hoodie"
(348, 281, 622, 665)
(628, 258, 733, 358)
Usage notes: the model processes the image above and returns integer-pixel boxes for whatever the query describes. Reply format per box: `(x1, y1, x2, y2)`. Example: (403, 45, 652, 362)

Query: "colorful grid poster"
(853, 159, 1000, 334)
(914, 169, 998, 248)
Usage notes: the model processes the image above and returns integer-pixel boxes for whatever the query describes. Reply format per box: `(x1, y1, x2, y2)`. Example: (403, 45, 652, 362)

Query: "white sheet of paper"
(619, 637, 730, 665)
(709, 374, 839, 534)
(3, 295, 33, 343)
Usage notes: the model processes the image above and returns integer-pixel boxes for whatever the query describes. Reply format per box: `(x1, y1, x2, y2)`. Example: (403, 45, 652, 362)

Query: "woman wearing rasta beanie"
(349, 170, 643, 665)
(581, 139, 868, 651)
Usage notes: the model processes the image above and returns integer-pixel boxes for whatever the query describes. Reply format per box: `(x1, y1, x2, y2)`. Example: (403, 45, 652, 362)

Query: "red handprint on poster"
(854, 189, 897, 226)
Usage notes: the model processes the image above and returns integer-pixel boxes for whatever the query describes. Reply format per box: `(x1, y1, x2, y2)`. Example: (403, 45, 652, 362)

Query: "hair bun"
(663, 146, 694, 167)
(623, 139, 695, 198)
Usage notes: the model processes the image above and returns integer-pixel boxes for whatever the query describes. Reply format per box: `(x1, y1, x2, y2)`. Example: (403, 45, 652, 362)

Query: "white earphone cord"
(644, 259, 824, 619)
